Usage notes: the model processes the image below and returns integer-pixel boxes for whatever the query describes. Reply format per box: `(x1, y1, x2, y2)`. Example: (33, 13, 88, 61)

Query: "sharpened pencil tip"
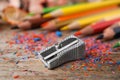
(113, 45, 118, 48)
(60, 26, 69, 31)
(41, 22, 49, 27)
(74, 31, 82, 36)
(96, 34, 104, 40)
(113, 42, 120, 48)
(43, 14, 52, 18)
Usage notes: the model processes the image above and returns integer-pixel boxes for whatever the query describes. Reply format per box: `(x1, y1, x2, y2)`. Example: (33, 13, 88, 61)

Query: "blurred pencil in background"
(12, 15, 54, 30)
(9, 0, 86, 14)
(41, 5, 118, 30)
(42, 6, 65, 14)
(43, 0, 120, 18)
(1, 0, 120, 32)
(60, 8, 120, 31)
(41, 2, 85, 14)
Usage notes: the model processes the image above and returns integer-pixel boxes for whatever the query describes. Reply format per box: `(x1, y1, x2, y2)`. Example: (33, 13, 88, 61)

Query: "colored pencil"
(74, 15, 120, 36)
(42, 2, 86, 14)
(42, 4, 77, 14)
(43, 0, 120, 18)
(41, 18, 80, 30)
(42, 6, 63, 14)
(60, 8, 120, 31)
(96, 22, 120, 40)
(41, 5, 118, 30)
(12, 14, 53, 30)
(113, 41, 120, 48)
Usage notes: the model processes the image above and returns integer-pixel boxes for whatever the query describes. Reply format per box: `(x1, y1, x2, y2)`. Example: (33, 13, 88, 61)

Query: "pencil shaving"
(1, 6, 28, 25)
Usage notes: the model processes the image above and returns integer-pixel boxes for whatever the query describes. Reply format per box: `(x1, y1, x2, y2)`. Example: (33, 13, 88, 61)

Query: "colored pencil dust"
(0, 0, 120, 79)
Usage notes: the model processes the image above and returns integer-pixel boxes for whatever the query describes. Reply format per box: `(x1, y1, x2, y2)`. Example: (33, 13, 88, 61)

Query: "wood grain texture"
(0, 25, 119, 80)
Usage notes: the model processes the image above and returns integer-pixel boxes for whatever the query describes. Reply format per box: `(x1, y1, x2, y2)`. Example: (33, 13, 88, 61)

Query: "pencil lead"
(96, 34, 104, 40)
(60, 26, 69, 31)
(41, 22, 49, 27)
(11, 25, 19, 29)
(74, 31, 82, 36)
(113, 42, 120, 48)
(43, 14, 51, 18)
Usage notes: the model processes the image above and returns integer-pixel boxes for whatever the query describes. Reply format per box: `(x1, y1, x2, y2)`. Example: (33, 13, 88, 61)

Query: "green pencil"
(26, 2, 85, 16)
(26, 7, 63, 16)
(113, 41, 120, 48)
(42, 2, 85, 14)
(43, 6, 64, 14)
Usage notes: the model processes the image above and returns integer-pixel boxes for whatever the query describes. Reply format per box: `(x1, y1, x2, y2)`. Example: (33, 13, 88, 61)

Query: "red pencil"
(74, 16, 120, 36)
(96, 22, 120, 40)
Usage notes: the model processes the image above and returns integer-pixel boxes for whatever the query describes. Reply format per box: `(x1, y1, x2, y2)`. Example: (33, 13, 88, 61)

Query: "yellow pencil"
(60, 8, 120, 30)
(43, 0, 120, 18)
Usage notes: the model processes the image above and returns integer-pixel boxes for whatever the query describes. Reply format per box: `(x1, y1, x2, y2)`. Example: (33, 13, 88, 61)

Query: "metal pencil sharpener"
(38, 35, 85, 69)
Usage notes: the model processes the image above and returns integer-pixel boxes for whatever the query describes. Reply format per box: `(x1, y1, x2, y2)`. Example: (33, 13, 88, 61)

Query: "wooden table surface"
(0, 25, 120, 80)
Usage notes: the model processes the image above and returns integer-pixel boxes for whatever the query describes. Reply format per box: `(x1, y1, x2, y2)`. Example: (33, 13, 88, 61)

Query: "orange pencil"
(58, 5, 118, 21)
(41, 5, 118, 30)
